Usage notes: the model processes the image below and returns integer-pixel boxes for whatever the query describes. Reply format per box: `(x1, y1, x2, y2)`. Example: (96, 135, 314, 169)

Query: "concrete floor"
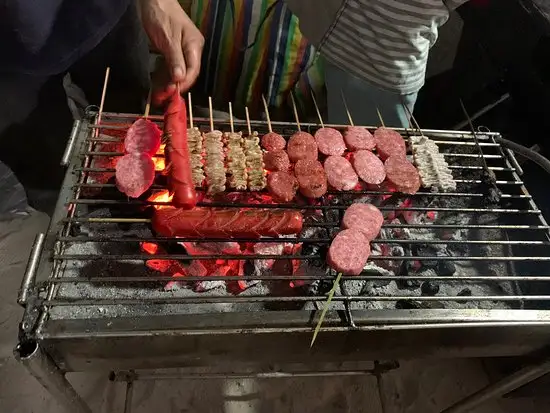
(0, 211, 547, 413)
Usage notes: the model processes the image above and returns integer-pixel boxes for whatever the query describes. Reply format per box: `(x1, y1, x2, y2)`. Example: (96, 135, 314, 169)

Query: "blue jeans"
(324, 61, 418, 128)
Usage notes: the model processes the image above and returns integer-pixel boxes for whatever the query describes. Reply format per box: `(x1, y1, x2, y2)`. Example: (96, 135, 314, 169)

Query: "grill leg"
(441, 358, 550, 413)
(14, 341, 93, 413)
(123, 380, 134, 413)
(222, 378, 260, 413)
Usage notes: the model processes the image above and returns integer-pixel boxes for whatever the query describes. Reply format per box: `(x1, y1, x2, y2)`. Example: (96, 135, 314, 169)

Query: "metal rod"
(113, 369, 376, 381)
(56, 235, 550, 246)
(441, 357, 550, 413)
(42, 274, 550, 284)
(506, 148, 524, 176)
(95, 111, 507, 135)
(18, 233, 46, 306)
(123, 380, 134, 413)
(14, 342, 92, 413)
(43, 295, 550, 306)
(52, 253, 550, 262)
(61, 120, 82, 166)
(66, 199, 535, 213)
(61, 218, 550, 230)
(73, 182, 531, 198)
(453, 93, 511, 130)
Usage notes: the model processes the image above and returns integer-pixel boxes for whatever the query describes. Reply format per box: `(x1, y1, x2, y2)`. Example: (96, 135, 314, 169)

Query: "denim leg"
(324, 60, 418, 128)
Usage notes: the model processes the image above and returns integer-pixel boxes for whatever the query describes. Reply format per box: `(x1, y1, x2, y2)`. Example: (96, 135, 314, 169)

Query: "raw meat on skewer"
(203, 97, 226, 194)
(186, 93, 205, 187)
(225, 102, 248, 190)
(243, 106, 267, 191)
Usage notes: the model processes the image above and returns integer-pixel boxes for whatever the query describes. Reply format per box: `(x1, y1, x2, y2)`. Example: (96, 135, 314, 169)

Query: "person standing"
(0, 0, 203, 200)
(285, 0, 469, 127)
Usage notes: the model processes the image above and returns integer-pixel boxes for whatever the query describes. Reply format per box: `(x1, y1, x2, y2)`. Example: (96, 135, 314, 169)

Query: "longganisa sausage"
(164, 90, 197, 209)
(152, 208, 303, 238)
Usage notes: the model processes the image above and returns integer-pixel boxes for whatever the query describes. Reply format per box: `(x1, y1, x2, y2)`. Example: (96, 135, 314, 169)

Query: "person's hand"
(139, 0, 204, 92)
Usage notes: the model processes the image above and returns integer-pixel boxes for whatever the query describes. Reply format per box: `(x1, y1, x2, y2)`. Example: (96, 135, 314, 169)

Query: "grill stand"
(442, 354, 550, 413)
(14, 341, 92, 413)
(14, 113, 550, 412)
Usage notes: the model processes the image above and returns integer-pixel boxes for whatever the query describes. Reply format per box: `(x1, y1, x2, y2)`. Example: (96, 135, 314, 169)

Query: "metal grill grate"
(29, 110, 550, 336)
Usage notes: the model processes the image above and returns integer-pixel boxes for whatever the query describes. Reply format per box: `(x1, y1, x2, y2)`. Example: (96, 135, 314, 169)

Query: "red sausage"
(125, 118, 162, 156)
(324, 155, 358, 191)
(164, 91, 197, 209)
(261, 132, 286, 151)
(287, 132, 318, 162)
(314, 127, 346, 156)
(374, 127, 407, 160)
(352, 150, 386, 185)
(294, 159, 328, 198)
(342, 203, 383, 241)
(327, 229, 371, 275)
(115, 153, 155, 198)
(344, 126, 375, 151)
(264, 150, 291, 172)
(267, 171, 298, 202)
(152, 208, 303, 238)
(384, 155, 421, 194)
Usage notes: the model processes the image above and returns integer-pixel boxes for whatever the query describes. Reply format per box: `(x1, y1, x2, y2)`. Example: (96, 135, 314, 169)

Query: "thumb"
(164, 34, 186, 84)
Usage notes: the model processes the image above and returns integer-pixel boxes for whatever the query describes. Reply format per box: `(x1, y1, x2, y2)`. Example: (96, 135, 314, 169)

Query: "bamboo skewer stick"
(98, 67, 110, 124)
(208, 96, 214, 132)
(261, 95, 273, 133)
(87, 217, 151, 224)
(144, 88, 152, 119)
(228, 102, 235, 133)
(289, 92, 301, 132)
(340, 90, 354, 126)
(188, 92, 194, 129)
(376, 107, 385, 128)
(244, 107, 252, 135)
(310, 90, 324, 128)
(401, 101, 424, 136)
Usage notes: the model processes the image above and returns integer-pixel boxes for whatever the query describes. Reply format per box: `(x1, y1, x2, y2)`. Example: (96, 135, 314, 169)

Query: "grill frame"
(18, 110, 550, 373)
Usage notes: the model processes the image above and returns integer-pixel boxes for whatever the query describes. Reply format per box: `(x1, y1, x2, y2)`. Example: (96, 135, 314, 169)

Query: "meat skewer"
(124, 88, 161, 156)
(261, 95, 286, 151)
(341, 90, 375, 151)
(203, 96, 226, 194)
(187, 92, 205, 187)
(225, 102, 247, 190)
(311, 90, 346, 156)
(287, 92, 318, 162)
(164, 88, 197, 208)
(115, 72, 158, 198)
(244, 106, 267, 191)
(152, 208, 303, 238)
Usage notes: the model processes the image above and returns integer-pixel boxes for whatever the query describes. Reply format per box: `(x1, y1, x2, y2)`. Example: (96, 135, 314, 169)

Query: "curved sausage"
(164, 91, 197, 209)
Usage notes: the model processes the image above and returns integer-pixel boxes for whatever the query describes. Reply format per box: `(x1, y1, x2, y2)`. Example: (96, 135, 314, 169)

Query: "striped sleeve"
(319, 0, 456, 94)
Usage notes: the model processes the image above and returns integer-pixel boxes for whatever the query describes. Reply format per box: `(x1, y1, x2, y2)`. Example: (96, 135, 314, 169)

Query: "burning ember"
(152, 144, 166, 171)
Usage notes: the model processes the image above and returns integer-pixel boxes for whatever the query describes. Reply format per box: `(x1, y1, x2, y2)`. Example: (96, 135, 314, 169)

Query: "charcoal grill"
(14, 107, 550, 413)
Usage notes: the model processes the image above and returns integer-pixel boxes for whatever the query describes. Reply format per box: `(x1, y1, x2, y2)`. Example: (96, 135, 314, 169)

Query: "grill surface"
(20, 110, 550, 366)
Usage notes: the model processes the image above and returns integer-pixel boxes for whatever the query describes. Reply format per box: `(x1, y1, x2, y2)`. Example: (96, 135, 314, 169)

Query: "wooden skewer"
(401, 101, 423, 135)
(208, 96, 214, 132)
(98, 67, 110, 124)
(188, 92, 194, 129)
(261, 95, 273, 133)
(144, 87, 152, 119)
(376, 107, 386, 128)
(245, 107, 252, 135)
(310, 90, 324, 128)
(289, 92, 301, 132)
(340, 89, 354, 126)
(87, 217, 151, 224)
(228, 102, 235, 133)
